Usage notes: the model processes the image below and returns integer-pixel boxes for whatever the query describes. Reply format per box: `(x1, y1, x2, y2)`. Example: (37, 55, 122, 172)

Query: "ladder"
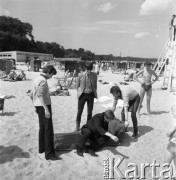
(169, 42, 176, 92)
(162, 41, 176, 89)
(153, 40, 173, 76)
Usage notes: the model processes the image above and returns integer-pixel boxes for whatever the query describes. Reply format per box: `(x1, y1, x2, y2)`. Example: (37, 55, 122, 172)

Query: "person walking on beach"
(76, 110, 119, 157)
(134, 61, 158, 116)
(110, 85, 140, 138)
(75, 62, 97, 132)
(164, 105, 176, 171)
(169, 15, 176, 41)
(32, 65, 60, 161)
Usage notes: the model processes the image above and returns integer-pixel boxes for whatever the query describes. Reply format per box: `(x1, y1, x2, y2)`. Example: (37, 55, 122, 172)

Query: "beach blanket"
(54, 132, 119, 151)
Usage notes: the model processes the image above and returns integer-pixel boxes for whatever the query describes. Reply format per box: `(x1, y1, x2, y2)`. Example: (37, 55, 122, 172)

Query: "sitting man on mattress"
(75, 109, 125, 157)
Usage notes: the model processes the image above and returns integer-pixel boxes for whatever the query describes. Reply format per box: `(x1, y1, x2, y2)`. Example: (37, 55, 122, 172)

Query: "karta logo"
(103, 158, 175, 179)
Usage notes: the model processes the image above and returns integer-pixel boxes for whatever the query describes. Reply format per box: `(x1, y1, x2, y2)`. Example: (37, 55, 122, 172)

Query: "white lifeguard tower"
(153, 25, 176, 92)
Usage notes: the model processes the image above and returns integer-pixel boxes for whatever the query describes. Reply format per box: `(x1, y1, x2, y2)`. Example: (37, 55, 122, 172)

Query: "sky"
(0, 0, 176, 58)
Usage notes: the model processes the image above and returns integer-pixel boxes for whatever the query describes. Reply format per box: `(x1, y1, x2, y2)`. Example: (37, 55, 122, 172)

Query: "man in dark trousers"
(75, 62, 97, 132)
(32, 65, 60, 161)
(76, 110, 125, 157)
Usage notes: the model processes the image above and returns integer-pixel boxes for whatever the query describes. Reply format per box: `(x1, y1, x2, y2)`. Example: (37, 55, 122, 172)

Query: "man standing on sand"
(169, 15, 176, 41)
(32, 65, 60, 161)
(75, 62, 97, 132)
(134, 61, 158, 116)
(110, 85, 140, 138)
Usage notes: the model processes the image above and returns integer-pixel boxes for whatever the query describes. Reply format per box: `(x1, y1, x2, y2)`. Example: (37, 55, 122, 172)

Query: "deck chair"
(68, 70, 76, 89)
(57, 70, 69, 89)
(0, 98, 5, 114)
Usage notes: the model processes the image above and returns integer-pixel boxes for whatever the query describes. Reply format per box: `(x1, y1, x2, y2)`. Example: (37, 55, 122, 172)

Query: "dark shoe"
(45, 154, 61, 161)
(39, 151, 44, 154)
(74, 127, 80, 132)
(88, 149, 98, 157)
(132, 133, 138, 138)
(77, 149, 84, 157)
(75, 144, 84, 157)
(74, 123, 80, 132)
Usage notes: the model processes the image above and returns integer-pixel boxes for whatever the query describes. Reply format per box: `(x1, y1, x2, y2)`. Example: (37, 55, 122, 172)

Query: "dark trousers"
(121, 94, 140, 134)
(78, 125, 109, 151)
(76, 93, 95, 125)
(174, 27, 176, 41)
(35, 105, 55, 158)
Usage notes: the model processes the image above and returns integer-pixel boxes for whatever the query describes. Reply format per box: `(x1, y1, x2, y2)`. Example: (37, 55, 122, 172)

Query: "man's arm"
(124, 107, 129, 127)
(93, 118, 119, 142)
(104, 132, 119, 142)
(151, 70, 158, 85)
(76, 74, 81, 90)
(111, 97, 117, 112)
(134, 70, 144, 84)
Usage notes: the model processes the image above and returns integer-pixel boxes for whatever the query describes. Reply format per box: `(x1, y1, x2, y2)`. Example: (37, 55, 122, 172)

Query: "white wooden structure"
(153, 33, 176, 92)
(0, 51, 53, 64)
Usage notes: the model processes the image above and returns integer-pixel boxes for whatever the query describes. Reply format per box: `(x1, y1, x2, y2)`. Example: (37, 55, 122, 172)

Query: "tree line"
(0, 16, 156, 62)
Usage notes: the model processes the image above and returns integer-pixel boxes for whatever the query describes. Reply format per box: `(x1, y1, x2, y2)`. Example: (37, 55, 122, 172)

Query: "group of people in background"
(30, 60, 161, 160)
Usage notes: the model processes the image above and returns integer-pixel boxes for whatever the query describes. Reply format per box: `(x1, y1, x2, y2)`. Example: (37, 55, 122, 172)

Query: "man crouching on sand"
(32, 65, 60, 161)
(76, 110, 122, 157)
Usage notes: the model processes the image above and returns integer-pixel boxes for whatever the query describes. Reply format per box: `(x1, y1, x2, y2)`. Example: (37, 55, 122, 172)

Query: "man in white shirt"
(32, 65, 60, 161)
(110, 85, 140, 138)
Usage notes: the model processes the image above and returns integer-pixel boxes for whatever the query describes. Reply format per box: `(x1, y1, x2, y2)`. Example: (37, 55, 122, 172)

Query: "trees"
(0, 16, 34, 51)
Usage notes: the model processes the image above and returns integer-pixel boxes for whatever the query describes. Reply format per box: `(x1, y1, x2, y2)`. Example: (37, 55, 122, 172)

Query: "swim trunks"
(141, 84, 152, 91)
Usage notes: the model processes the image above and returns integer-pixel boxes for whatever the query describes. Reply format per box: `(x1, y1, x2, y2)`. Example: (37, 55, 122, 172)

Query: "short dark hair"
(84, 62, 93, 71)
(144, 61, 152, 66)
(110, 86, 121, 95)
(43, 65, 57, 75)
(104, 110, 115, 120)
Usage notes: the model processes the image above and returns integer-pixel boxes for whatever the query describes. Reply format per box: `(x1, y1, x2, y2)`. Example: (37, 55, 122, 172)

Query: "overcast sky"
(0, 0, 176, 58)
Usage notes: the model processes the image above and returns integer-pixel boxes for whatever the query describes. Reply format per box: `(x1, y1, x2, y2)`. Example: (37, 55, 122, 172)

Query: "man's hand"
(111, 135, 119, 142)
(45, 109, 50, 118)
(125, 121, 129, 127)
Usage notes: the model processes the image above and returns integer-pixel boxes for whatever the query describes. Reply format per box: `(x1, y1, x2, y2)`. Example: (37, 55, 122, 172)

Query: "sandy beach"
(0, 67, 176, 180)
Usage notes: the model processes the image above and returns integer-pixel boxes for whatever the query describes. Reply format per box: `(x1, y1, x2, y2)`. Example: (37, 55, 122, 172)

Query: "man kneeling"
(76, 110, 125, 157)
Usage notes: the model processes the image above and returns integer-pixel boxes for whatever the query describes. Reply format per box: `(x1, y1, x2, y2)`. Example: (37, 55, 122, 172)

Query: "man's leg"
(121, 108, 125, 122)
(87, 93, 94, 122)
(36, 106, 45, 154)
(137, 87, 145, 116)
(44, 105, 55, 159)
(75, 94, 86, 131)
(131, 95, 140, 136)
(174, 27, 176, 41)
(76, 126, 92, 156)
(146, 89, 152, 115)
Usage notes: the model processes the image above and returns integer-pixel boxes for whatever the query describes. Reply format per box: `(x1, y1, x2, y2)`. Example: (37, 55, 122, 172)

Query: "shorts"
(167, 142, 176, 155)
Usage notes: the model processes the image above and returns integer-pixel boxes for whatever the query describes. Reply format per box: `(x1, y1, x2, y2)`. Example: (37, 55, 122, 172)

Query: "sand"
(0, 67, 176, 180)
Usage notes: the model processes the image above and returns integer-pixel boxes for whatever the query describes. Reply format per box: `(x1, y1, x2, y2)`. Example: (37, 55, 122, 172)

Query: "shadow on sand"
(0, 112, 17, 116)
(0, 145, 30, 164)
(141, 111, 169, 116)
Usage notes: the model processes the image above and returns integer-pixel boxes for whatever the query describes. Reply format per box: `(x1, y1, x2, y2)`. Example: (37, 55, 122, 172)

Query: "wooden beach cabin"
(55, 58, 84, 76)
(30, 58, 42, 72)
(0, 59, 13, 74)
